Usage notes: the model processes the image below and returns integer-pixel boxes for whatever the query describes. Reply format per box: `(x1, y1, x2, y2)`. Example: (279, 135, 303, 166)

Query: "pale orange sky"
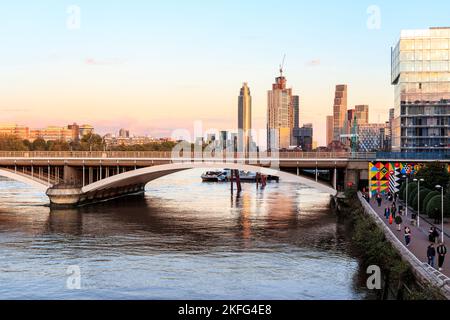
(1, 58, 393, 146)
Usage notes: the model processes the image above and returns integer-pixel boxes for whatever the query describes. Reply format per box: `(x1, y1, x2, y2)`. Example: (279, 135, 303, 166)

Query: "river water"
(0, 169, 372, 300)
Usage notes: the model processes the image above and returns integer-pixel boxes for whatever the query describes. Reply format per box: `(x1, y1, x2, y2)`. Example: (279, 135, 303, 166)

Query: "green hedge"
(426, 195, 450, 219)
(423, 191, 440, 214)
(399, 183, 406, 200)
(411, 189, 431, 211)
(407, 183, 418, 202)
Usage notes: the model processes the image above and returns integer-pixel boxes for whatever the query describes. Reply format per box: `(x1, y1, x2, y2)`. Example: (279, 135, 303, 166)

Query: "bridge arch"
(0, 168, 50, 192)
(82, 162, 337, 195)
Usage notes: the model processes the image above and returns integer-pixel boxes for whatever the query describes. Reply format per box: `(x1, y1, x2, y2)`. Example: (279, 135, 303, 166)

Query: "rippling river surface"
(0, 169, 371, 300)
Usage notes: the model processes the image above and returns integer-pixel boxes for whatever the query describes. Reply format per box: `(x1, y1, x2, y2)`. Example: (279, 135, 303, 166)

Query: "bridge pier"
(344, 169, 359, 189)
(63, 165, 81, 186)
(46, 187, 83, 208)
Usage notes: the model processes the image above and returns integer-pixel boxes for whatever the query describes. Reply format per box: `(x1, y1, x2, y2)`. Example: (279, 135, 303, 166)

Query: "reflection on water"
(0, 170, 370, 300)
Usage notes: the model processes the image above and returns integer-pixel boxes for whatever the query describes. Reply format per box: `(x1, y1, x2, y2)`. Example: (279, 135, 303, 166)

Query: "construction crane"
(279, 54, 286, 77)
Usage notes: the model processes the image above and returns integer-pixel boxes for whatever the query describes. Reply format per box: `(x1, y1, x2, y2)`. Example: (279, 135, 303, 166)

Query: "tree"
(22, 140, 32, 150)
(32, 138, 47, 151)
(0, 135, 28, 151)
(47, 140, 70, 151)
(80, 133, 104, 151)
(416, 162, 450, 191)
(109, 141, 178, 152)
(69, 140, 82, 151)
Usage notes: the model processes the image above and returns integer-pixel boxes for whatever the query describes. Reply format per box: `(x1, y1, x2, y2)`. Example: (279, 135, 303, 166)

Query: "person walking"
(432, 227, 440, 244)
(385, 207, 390, 220)
(376, 193, 382, 207)
(427, 243, 436, 268)
(429, 227, 436, 243)
(391, 203, 397, 219)
(437, 242, 447, 271)
(404, 227, 411, 247)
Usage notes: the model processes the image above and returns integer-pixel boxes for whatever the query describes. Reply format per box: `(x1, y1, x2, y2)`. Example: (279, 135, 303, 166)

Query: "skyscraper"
(355, 105, 369, 125)
(344, 105, 368, 147)
(267, 74, 295, 150)
(388, 107, 395, 151)
(291, 95, 301, 146)
(333, 85, 348, 141)
(391, 27, 450, 153)
(219, 130, 229, 149)
(326, 115, 334, 146)
(238, 82, 252, 153)
(292, 95, 300, 129)
(347, 109, 356, 134)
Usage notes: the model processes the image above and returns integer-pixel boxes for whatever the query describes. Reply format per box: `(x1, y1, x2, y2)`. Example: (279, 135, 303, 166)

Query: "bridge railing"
(1, 151, 448, 161)
(0, 151, 377, 160)
(376, 151, 450, 160)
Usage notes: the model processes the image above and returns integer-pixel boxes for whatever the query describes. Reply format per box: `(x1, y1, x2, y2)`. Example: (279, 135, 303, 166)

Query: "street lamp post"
(403, 175, 409, 218)
(436, 185, 445, 243)
(413, 178, 424, 228)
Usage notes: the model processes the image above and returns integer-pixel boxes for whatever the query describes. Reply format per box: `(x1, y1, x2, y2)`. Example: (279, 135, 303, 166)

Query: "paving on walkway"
(397, 199, 450, 239)
(367, 196, 450, 277)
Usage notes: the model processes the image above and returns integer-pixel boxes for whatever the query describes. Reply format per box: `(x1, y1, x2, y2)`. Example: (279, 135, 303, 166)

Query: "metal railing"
(376, 152, 450, 160)
(0, 151, 447, 161)
(0, 151, 374, 160)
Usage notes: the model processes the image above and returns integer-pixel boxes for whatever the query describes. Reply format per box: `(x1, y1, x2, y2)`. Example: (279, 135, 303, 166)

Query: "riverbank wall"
(356, 191, 450, 300)
(333, 190, 449, 300)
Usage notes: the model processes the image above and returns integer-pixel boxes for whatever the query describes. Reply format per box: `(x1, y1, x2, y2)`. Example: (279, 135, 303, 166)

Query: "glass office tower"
(391, 27, 450, 153)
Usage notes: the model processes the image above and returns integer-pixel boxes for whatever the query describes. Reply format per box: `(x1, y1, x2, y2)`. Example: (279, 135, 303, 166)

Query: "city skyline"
(2, 1, 450, 145)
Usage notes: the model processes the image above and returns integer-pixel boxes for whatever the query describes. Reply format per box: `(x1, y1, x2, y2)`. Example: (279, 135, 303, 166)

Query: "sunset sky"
(1, 0, 450, 145)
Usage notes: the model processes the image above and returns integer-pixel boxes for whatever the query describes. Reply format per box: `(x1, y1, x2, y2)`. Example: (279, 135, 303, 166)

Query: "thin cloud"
(306, 59, 321, 67)
(0, 108, 29, 113)
(84, 58, 125, 66)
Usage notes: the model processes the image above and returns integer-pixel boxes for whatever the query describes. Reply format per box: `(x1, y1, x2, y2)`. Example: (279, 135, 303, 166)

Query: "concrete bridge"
(0, 150, 443, 207)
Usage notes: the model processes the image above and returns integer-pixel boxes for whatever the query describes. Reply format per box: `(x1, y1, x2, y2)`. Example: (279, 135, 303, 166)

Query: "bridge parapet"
(0, 151, 373, 160)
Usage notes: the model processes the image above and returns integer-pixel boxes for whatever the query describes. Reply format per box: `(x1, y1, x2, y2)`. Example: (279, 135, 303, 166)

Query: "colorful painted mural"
(368, 162, 425, 197)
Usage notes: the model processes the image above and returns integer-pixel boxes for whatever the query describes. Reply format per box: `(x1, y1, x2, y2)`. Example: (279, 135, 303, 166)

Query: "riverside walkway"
(366, 195, 450, 277)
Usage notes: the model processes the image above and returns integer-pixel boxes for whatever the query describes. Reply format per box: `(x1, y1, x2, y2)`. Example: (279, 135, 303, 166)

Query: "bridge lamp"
(413, 178, 424, 227)
(402, 175, 409, 218)
(435, 185, 445, 244)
